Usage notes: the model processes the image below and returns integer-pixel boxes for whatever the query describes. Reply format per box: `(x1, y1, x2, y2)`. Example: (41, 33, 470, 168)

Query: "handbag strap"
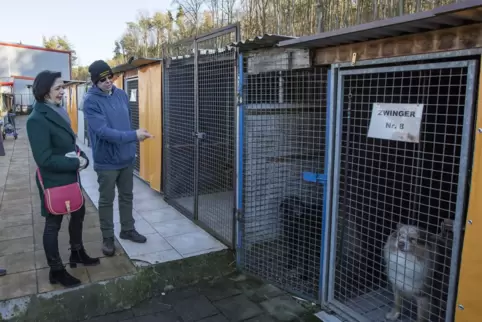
(36, 166, 80, 192)
(36, 168, 46, 192)
(36, 147, 83, 191)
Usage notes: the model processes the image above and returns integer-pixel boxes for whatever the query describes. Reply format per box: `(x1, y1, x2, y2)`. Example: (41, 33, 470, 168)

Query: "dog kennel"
(235, 37, 330, 301)
(162, 24, 240, 247)
(276, 3, 482, 321)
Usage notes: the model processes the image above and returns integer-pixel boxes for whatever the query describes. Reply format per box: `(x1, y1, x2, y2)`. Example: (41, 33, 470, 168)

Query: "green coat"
(27, 102, 89, 217)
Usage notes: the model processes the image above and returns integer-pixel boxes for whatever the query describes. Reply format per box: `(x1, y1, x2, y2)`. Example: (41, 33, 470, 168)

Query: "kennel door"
(196, 48, 237, 247)
(162, 58, 196, 219)
(328, 61, 476, 322)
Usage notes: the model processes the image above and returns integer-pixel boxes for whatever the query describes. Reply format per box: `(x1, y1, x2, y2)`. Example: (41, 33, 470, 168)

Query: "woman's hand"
(79, 156, 88, 170)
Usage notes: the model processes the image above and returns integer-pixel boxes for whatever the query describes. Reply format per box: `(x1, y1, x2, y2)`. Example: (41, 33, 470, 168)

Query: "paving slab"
(79, 273, 316, 322)
(174, 294, 220, 322)
(76, 140, 227, 267)
(0, 116, 135, 302)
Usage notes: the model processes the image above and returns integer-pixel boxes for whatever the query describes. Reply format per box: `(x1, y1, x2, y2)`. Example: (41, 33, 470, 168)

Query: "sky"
(2, 0, 172, 66)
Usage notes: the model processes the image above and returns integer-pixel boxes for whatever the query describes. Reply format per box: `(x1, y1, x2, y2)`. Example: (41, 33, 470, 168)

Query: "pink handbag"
(36, 168, 84, 215)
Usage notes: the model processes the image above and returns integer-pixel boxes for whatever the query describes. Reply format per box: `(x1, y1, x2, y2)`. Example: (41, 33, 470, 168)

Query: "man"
(83, 60, 152, 256)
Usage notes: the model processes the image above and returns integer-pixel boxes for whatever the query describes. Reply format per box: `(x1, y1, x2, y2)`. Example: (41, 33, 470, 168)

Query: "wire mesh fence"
(329, 61, 476, 322)
(126, 78, 141, 174)
(163, 56, 196, 219)
(197, 38, 237, 245)
(239, 50, 328, 300)
(163, 25, 239, 246)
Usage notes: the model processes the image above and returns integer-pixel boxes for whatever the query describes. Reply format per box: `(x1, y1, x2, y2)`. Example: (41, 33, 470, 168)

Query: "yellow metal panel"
(455, 58, 482, 322)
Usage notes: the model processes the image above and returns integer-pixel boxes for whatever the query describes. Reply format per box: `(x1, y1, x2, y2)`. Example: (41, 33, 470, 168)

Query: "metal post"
(0, 131, 5, 156)
(193, 39, 200, 221)
(233, 23, 241, 251)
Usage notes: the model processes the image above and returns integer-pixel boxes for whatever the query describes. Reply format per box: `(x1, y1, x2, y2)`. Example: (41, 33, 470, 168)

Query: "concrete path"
(0, 116, 135, 301)
(0, 115, 227, 303)
(80, 273, 314, 322)
(76, 140, 227, 267)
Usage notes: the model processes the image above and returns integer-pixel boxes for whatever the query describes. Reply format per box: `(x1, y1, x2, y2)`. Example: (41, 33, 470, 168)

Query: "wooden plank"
(71, 84, 78, 134)
(455, 58, 482, 322)
(137, 63, 163, 192)
(247, 48, 311, 74)
(113, 73, 123, 90)
(124, 69, 138, 78)
(315, 23, 482, 65)
(147, 63, 162, 192)
(138, 66, 149, 183)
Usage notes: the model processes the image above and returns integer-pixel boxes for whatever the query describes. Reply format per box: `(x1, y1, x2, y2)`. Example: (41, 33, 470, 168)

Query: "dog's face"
(394, 224, 421, 253)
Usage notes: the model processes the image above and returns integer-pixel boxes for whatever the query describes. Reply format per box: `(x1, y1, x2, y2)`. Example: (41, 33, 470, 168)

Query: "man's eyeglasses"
(99, 75, 114, 83)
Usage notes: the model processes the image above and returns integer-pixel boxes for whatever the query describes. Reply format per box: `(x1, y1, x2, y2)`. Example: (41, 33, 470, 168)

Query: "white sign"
(130, 89, 137, 102)
(367, 103, 424, 143)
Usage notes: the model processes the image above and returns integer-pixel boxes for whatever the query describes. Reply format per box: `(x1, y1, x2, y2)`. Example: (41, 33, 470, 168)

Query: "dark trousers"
(97, 166, 135, 239)
(44, 205, 85, 271)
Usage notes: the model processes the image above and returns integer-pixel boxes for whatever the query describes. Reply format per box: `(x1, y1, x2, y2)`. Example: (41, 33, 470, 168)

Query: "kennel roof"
(111, 57, 162, 74)
(231, 34, 297, 52)
(278, 0, 482, 49)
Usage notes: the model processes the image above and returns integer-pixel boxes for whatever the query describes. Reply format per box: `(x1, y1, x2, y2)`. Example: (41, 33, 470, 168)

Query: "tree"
(109, 0, 459, 61)
(42, 35, 78, 65)
(72, 66, 90, 81)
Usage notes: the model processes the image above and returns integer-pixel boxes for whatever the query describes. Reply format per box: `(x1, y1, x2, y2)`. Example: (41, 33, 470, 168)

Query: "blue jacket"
(83, 85, 137, 171)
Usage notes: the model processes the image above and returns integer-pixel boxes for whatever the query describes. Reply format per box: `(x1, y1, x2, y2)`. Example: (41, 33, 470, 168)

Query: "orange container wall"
(455, 58, 482, 322)
(138, 63, 162, 192)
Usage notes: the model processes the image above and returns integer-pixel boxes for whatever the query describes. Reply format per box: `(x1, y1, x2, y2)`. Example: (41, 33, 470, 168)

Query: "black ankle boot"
(49, 269, 81, 287)
(69, 248, 100, 268)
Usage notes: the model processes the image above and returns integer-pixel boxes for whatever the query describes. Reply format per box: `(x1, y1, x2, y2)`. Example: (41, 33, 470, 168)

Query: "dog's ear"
(396, 222, 402, 230)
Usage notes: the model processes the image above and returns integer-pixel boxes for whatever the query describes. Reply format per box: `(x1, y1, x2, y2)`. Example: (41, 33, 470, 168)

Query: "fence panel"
(163, 24, 239, 246)
(163, 57, 196, 218)
(328, 61, 477, 322)
(196, 30, 238, 246)
(239, 51, 329, 301)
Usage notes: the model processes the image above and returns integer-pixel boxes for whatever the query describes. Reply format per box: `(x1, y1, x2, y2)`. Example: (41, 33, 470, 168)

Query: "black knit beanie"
(88, 60, 113, 84)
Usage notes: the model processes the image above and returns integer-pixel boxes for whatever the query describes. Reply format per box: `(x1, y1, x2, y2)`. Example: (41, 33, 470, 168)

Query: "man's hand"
(136, 129, 153, 141)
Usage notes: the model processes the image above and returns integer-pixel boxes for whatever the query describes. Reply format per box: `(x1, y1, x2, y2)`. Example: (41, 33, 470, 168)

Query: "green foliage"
(111, 0, 458, 61)
(42, 35, 77, 65)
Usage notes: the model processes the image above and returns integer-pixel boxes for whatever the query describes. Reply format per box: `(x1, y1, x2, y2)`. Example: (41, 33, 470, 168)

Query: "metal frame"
(334, 48, 482, 69)
(326, 60, 477, 322)
(237, 55, 330, 301)
(320, 66, 337, 305)
(235, 52, 244, 264)
(161, 60, 168, 193)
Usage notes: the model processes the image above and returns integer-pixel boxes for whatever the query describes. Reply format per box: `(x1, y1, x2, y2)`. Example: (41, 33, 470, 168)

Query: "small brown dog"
(384, 224, 437, 322)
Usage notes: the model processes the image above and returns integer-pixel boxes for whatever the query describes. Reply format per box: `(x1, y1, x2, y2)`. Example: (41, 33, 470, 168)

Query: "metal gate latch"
(193, 132, 206, 139)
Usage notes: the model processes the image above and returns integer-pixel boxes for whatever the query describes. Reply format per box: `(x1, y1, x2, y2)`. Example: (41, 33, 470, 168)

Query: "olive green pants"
(97, 166, 135, 238)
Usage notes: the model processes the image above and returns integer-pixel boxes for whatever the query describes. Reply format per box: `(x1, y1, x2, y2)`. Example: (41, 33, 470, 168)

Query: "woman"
(27, 70, 100, 287)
